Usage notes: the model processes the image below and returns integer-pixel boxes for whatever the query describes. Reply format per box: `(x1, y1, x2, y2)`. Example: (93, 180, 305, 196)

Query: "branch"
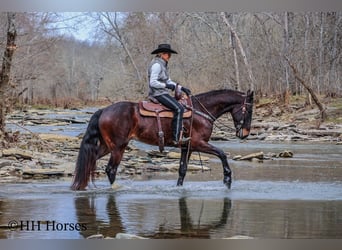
(220, 12, 256, 90)
(284, 56, 327, 122)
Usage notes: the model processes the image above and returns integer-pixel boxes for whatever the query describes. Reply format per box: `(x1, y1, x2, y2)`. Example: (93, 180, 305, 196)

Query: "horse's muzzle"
(237, 128, 250, 139)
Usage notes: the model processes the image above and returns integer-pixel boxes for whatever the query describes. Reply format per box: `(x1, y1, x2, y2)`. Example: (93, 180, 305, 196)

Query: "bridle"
(232, 97, 253, 132)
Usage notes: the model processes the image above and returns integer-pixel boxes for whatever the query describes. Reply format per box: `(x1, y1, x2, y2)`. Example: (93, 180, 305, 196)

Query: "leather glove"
(165, 83, 175, 91)
(181, 87, 191, 96)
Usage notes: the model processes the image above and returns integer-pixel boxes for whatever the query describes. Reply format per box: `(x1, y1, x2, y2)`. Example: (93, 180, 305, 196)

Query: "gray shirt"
(148, 57, 178, 97)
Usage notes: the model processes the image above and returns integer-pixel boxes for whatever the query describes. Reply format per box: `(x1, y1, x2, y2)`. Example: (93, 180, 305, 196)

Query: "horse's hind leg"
(105, 155, 117, 185)
(105, 147, 125, 185)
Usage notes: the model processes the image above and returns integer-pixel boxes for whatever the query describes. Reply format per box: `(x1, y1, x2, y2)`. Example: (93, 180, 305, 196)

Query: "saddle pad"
(139, 101, 192, 118)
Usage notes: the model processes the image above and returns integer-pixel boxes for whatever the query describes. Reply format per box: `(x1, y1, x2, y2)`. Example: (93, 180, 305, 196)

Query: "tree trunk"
(230, 31, 240, 90)
(0, 12, 17, 134)
(318, 12, 325, 94)
(282, 12, 292, 103)
(285, 56, 327, 122)
(101, 12, 142, 82)
(329, 13, 341, 96)
(304, 13, 312, 105)
(221, 12, 255, 91)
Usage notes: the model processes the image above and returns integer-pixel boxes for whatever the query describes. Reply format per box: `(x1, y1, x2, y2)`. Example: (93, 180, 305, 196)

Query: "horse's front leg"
(177, 146, 192, 186)
(195, 142, 232, 189)
(220, 150, 232, 189)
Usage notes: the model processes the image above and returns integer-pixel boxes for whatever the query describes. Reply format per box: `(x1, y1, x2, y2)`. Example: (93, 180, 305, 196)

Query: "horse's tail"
(71, 109, 103, 190)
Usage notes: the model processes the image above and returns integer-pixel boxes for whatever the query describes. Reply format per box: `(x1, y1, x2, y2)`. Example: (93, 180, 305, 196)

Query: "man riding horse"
(148, 43, 192, 146)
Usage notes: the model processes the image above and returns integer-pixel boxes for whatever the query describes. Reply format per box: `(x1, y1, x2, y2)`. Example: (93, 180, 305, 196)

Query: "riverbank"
(1, 102, 341, 184)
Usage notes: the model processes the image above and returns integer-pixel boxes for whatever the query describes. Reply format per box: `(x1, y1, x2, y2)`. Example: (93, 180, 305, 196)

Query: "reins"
(190, 95, 236, 132)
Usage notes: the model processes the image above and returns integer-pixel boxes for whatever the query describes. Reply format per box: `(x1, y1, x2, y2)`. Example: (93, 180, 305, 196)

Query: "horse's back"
(101, 100, 135, 113)
(99, 101, 138, 123)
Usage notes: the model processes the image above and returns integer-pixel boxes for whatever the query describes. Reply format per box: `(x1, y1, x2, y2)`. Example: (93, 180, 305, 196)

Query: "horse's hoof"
(223, 177, 231, 189)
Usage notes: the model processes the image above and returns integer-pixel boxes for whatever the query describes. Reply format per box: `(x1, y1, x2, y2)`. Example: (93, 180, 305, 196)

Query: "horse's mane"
(194, 89, 245, 100)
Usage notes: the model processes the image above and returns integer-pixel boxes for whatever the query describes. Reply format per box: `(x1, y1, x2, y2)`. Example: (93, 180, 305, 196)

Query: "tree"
(0, 12, 17, 135)
(285, 56, 327, 122)
(221, 12, 256, 91)
(96, 12, 142, 82)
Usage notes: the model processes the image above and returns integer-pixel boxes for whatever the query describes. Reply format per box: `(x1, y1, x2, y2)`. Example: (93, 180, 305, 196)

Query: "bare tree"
(96, 12, 142, 82)
(0, 12, 17, 134)
(285, 56, 327, 122)
(2, 12, 340, 108)
(221, 12, 256, 91)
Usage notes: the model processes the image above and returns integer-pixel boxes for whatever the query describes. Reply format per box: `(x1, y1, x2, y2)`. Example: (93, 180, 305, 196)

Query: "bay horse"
(71, 89, 254, 190)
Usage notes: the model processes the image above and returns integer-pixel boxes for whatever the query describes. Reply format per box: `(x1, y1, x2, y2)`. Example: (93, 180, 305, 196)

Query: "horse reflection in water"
(74, 195, 232, 239)
(71, 89, 254, 190)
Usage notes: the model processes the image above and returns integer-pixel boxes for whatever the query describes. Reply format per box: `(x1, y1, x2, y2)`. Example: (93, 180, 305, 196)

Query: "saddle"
(139, 97, 192, 118)
(138, 96, 192, 153)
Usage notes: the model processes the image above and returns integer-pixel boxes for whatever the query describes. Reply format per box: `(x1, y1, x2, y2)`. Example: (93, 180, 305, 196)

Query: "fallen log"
(233, 152, 264, 161)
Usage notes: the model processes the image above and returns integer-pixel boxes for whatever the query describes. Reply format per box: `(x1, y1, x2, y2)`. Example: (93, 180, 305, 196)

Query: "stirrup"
(172, 137, 191, 146)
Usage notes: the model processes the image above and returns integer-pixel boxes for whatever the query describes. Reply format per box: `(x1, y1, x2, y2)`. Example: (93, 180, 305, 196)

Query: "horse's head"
(231, 90, 254, 139)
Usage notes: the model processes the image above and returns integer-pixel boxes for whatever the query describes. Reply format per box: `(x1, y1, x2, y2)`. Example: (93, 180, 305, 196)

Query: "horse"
(71, 89, 254, 190)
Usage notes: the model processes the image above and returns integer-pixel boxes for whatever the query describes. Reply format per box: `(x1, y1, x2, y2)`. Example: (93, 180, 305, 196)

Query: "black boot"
(172, 129, 191, 146)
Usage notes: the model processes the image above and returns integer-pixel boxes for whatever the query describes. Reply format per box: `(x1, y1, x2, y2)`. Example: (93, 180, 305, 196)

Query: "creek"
(1, 140, 341, 239)
(1, 109, 342, 238)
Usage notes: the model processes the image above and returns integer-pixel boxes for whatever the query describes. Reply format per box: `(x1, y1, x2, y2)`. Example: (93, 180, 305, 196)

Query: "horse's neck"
(194, 90, 243, 119)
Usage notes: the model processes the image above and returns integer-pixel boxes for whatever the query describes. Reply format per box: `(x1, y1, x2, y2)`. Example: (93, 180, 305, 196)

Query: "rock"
(2, 148, 34, 160)
(277, 150, 293, 158)
(188, 164, 210, 171)
(54, 162, 75, 175)
(225, 235, 254, 239)
(233, 155, 242, 160)
(0, 159, 14, 168)
(38, 157, 65, 167)
(147, 150, 168, 158)
(115, 233, 147, 239)
(234, 152, 264, 161)
(144, 163, 210, 172)
(251, 157, 263, 163)
(0, 170, 11, 176)
(22, 168, 65, 176)
(87, 234, 104, 239)
(38, 133, 78, 142)
(167, 151, 210, 161)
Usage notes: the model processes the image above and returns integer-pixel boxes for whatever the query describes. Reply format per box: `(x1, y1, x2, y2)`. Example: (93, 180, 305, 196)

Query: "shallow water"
(1, 179, 342, 239)
(3, 110, 342, 238)
(0, 140, 341, 239)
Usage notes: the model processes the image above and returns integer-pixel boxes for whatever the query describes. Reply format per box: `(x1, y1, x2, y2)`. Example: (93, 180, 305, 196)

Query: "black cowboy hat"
(151, 44, 178, 54)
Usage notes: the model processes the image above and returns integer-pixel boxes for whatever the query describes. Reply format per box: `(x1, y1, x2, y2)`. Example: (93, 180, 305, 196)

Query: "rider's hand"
(165, 83, 176, 91)
(181, 87, 191, 96)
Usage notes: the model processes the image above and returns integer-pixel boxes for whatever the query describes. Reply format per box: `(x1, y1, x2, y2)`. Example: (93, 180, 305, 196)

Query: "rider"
(148, 43, 191, 146)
